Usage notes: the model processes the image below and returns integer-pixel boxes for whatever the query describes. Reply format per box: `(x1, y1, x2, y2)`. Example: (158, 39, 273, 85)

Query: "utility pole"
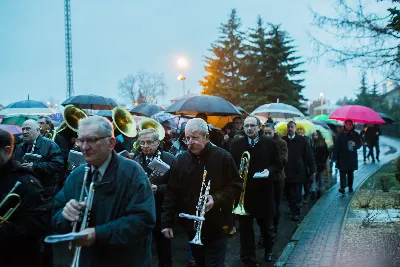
(65, 0, 74, 98)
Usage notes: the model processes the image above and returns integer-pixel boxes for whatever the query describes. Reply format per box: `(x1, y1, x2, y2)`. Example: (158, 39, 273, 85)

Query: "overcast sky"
(0, 0, 392, 108)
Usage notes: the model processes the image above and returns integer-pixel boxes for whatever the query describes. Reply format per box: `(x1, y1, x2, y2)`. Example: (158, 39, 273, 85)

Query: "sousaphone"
(112, 107, 137, 138)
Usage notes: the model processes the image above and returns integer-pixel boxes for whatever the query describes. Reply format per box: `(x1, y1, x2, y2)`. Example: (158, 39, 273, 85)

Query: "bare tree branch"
(118, 75, 137, 104)
(309, 0, 400, 80)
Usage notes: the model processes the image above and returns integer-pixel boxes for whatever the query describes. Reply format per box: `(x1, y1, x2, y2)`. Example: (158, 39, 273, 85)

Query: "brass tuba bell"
(138, 118, 165, 140)
(112, 107, 137, 138)
(52, 105, 88, 141)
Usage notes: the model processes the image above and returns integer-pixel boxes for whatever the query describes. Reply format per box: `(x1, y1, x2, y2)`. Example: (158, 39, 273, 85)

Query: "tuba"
(232, 151, 250, 216)
(53, 105, 87, 141)
(131, 118, 165, 153)
(0, 181, 22, 224)
(112, 107, 137, 138)
(179, 168, 210, 246)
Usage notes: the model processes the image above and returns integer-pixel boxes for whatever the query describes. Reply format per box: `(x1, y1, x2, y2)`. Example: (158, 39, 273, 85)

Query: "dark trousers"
(273, 179, 285, 229)
(340, 170, 354, 189)
(286, 183, 303, 215)
(362, 144, 369, 160)
(367, 142, 380, 160)
(153, 224, 172, 267)
(190, 235, 228, 267)
(239, 215, 274, 264)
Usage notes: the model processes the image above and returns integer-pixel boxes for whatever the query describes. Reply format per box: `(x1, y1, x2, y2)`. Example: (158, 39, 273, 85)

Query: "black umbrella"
(235, 106, 249, 115)
(378, 112, 395, 124)
(165, 95, 240, 116)
(130, 103, 165, 117)
(61, 94, 118, 110)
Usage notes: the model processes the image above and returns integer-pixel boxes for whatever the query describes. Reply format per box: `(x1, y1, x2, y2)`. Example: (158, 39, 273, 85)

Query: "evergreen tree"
(199, 9, 245, 105)
(242, 22, 307, 112)
(355, 72, 372, 107)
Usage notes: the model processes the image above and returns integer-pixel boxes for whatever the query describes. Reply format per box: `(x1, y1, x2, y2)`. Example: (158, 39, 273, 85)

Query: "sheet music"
(148, 158, 170, 176)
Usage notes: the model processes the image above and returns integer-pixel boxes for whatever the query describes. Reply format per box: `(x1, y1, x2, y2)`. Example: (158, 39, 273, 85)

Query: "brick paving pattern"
(275, 137, 400, 267)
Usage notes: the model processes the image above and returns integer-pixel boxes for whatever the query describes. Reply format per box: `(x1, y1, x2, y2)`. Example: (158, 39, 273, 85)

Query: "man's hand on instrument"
(223, 134, 229, 142)
(161, 228, 174, 239)
(73, 228, 96, 247)
(151, 184, 157, 193)
(62, 199, 86, 222)
(205, 195, 214, 212)
(127, 153, 136, 159)
(21, 162, 33, 170)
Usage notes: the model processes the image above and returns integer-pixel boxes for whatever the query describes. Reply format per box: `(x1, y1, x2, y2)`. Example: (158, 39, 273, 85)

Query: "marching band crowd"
(0, 105, 372, 267)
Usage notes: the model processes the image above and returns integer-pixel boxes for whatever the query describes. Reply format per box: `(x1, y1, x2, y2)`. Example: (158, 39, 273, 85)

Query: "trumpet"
(232, 151, 250, 216)
(70, 165, 96, 267)
(179, 168, 210, 246)
(0, 181, 22, 224)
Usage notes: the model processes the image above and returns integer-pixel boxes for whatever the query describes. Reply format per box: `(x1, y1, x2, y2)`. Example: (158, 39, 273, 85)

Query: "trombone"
(232, 151, 250, 216)
(0, 181, 22, 224)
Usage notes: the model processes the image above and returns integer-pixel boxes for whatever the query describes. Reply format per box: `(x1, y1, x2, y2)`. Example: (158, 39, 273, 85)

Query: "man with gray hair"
(52, 116, 156, 267)
(162, 118, 243, 267)
(13, 119, 64, 267)
(133, 128, 175, 267)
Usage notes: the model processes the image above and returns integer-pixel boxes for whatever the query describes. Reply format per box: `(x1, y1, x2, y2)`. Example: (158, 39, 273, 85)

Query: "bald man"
(13, 119, 64, 267)
(13, 120, 64, 200)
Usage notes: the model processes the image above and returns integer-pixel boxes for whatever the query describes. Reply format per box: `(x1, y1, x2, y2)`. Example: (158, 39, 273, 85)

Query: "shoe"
(265, 252, 274, 262)
(377, 158, 380, 162)
(348, 188, 354, 193)
(316, 190, 322, 199)
(338, 188, 345, 195)
(229, 226, 236, 235)
(292, 215, 300, 222)
(364, 159, 366, 164)
(310, 191, 316, 201)
(258, 237, 264, 248)
(187, 260, 197, 267)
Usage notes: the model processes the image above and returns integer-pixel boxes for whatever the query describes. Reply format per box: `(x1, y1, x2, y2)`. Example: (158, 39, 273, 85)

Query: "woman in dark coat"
(334, 120, 362, 194)
(311, 130, 329, 199)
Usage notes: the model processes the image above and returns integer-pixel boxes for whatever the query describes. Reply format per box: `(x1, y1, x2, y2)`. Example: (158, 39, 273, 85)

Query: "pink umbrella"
(329, 105, 385, 124)
(0, 124, 22, 135)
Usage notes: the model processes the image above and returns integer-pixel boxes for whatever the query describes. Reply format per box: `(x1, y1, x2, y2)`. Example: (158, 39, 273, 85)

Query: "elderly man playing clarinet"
(161, 118, 243, 267)
(133, 128, 175, 267)
(52, 116, 155, 267)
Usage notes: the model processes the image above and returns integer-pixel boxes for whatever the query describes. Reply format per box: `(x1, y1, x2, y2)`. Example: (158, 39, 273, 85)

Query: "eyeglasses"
(139, 140, 157, 146)
(76, 136, 111, 146)
(244, 124, 257, 128)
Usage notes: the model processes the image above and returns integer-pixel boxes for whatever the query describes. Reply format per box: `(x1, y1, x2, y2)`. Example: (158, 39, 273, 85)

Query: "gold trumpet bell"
(112, 107, 137, 138)
(138, 118, 165, 140)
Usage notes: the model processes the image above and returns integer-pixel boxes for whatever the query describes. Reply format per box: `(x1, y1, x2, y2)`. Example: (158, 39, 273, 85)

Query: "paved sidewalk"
(275, 137, 400, 267)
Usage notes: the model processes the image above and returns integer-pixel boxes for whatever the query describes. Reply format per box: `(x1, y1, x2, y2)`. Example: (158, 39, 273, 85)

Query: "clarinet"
(23, 139, 37, 163)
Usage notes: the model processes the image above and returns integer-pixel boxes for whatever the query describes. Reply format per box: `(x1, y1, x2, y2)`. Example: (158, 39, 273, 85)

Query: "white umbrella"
(0, 100, 55, 116)
(251, 103, 304, 118)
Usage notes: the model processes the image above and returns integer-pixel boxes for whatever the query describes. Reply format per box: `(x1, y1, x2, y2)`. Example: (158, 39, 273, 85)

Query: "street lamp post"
(319, 93, 324, 115)
(177, 57, 188, 96)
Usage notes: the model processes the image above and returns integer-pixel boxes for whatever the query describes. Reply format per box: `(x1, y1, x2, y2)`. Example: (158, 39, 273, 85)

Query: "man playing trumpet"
(161, 118, 243, 267)
(52, 116, 156, 267)
(0, 129, 50, 267)
(133, 128, 175, 267)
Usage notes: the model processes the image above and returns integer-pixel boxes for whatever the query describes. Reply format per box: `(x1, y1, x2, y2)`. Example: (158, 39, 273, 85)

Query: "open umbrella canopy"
(311, 120, 331, 130)
(329, 105, 385, 124)
(235, 106, 249, 115)
(165, 95, 240, 116)
(251, 103, 304, 119)
(0, 124, 22, 135)
(96, 110, 113, 118)
(275, 120, 317, 137)
(131, 103, 166, 117)
(61, 94, 118, 110)
(378, 112, 395, 124)
(0, 100, 54, 116)
(1, 115, 38, 126)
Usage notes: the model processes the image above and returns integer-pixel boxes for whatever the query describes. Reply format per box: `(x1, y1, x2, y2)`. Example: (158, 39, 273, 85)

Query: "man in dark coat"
(223, 116, 244, 151)
(13, 119, 64, 267)
(263, 124, 288, 233)
(52, 116, 155, 267)
(335, 119, 362, 194)
(230, 117, 283, 265)
(282, 121, 316, 221)
(161, 118, 243, 267)
(0, 129, 50, 267)
(365, 124, 381, 163)
(134, 128, 175, 267)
